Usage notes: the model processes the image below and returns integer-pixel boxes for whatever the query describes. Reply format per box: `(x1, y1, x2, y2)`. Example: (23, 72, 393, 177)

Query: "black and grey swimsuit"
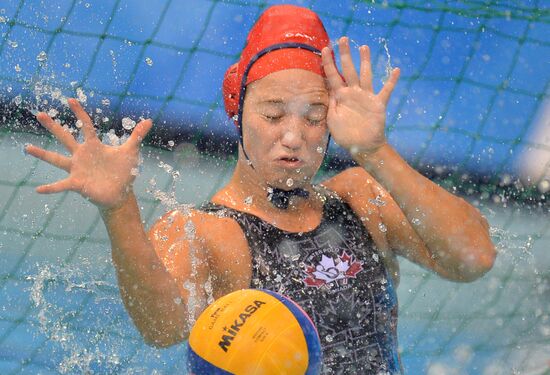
(200, 190, 402, 374)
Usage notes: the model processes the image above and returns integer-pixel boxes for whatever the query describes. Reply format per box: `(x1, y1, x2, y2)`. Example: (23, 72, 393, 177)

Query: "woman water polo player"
(25, 4, 496, 374)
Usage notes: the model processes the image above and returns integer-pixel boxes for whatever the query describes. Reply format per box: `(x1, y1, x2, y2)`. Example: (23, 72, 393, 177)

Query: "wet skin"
(24, 37, 496, 348)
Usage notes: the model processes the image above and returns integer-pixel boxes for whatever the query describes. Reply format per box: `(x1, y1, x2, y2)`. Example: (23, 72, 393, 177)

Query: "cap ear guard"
(222, 63, 240, 127)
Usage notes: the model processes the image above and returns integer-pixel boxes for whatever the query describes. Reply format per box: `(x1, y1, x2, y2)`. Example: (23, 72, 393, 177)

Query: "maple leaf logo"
(303, 251, 363, 288)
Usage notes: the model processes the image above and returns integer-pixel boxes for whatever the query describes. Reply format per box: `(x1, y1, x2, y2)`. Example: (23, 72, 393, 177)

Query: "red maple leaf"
(303, 276, 326, 287)
(340, 251, 363, 278)
(345, 261, 363, 278)
(303, 265, 326, 288)
(341, 252, 352, 263)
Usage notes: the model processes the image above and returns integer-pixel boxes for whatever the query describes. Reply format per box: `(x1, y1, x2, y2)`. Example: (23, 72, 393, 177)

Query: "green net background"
(1, 0, 549, 374)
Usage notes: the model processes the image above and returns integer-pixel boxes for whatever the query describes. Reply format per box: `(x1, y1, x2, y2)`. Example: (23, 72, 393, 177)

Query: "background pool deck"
(0, 132, 549, 374)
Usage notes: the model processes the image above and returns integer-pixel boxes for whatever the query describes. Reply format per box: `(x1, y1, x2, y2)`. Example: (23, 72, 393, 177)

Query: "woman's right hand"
(25, 98, 153, 211)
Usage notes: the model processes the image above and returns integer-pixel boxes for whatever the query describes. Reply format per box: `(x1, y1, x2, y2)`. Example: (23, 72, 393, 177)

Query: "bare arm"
(355, 148, 496, 282)
(321, 38, 496, 282)
(101, 194, 205, 347)
(25, 99, 207, 346)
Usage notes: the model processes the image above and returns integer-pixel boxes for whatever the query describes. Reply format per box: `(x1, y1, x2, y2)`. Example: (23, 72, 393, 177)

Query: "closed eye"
(263, 115, 283, 122)
(307, 118, 324, 125)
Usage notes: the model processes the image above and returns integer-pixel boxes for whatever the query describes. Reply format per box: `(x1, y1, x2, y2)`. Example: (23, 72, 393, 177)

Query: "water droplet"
(44, 204, 50, 214)
(145, 57, 153, 66)
(158, 161, 174, 174)
(13, 95, 22, 106)
(167, 140, 175, 147)
(76, 87, 87, 103)
(286, 178, 294, 187)
(7, 40, 17, 48)
(411, 218, 421, 225)
(325, 334, 333, 342)
(51, 88, 62, 100)
(130, 167, 139, 176)
(0, 16, 6, 24)
(378, 222, 387, 232)
(47, 108, 58, 118)
(101, 98, 110, 106)
(372, 253, 379, 262)
(368, 195, 386, 207)
(75, 120, 83, 129)
(14, 64, 21, 72)
(36, 51, 48, 62)
(538, 180, 550, 194)
(102, 117, 109, 123)
(84, 3, 91, 8)
(122, 117, 136, 130)
(316, 146, 324, 154)
(107, 132, 120, 146)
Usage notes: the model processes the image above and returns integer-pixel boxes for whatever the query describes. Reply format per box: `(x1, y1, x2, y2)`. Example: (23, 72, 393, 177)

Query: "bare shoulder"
(321, 166, 401, 285)
(321, 166, 377, 198)
(148, 207, 252, 297)
(321, 166, 383, 226)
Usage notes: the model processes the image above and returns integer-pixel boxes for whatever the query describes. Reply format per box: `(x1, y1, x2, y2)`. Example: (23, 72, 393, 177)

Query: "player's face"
(240, 69, 329, 189)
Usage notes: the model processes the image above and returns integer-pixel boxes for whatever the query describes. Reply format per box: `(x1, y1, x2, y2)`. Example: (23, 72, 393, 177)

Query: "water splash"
(28, 265, 126, 373)
(36, 51, 48, 62)
(122, 117, 136, 130)
(490, 226, 535, 265)
(378, 37, 393, 84)
(146, 157, 215, 328)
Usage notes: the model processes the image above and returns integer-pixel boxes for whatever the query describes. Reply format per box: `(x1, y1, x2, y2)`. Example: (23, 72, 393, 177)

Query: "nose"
(279, 116, 305, 150)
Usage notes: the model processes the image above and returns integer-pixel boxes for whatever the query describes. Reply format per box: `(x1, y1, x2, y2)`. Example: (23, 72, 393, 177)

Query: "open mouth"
(277, 157, 303, 167)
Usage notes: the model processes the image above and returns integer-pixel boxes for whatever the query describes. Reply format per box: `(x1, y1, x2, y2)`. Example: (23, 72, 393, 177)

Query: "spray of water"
(147, 156, 215, 331)
(28, 265, 124, 373)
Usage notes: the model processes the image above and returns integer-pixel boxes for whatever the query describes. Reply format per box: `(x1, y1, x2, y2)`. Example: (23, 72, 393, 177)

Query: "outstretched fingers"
(321, 46, 345, 91)
(36, 112, 78, 153)
(378, 67, 401, 105)
(359, 45, 374, 92)
(36, 177, 74, 194)
(68, 98, 97, 141)
(125, 119, 153, 150)
(25, 144, 71, 172)
(338, 37, 360, 86)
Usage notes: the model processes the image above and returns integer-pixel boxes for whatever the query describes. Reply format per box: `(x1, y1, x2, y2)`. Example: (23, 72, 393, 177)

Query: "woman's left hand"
(321, 37, 400, 155)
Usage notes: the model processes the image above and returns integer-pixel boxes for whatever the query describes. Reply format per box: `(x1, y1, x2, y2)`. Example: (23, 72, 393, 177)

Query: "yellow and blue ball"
(187, 289, 322, 374)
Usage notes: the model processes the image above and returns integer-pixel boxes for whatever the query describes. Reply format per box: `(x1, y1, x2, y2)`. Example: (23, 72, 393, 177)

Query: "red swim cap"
(223, 5, 330, 127)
